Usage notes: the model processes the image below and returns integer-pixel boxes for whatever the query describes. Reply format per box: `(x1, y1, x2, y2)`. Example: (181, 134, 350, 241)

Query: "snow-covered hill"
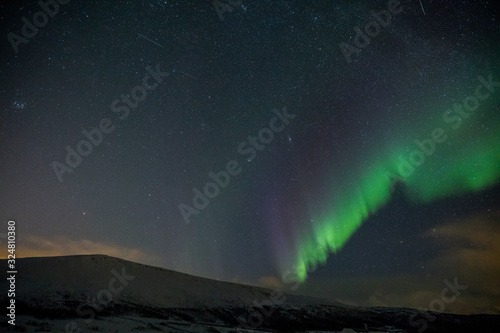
(8, 254, 327, 308)
(1, 255, 498, 332)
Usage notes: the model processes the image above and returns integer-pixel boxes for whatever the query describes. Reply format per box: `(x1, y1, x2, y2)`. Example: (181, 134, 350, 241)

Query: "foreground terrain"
(1, 255, 498, 332)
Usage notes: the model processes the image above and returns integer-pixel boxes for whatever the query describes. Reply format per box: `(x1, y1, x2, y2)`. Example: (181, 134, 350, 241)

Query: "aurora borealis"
(292, 74, 500, 281)
(1, 0, 500, 315)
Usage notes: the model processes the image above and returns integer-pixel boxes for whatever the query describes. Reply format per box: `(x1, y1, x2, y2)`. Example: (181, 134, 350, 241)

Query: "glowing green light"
(292, 93, 500, 282)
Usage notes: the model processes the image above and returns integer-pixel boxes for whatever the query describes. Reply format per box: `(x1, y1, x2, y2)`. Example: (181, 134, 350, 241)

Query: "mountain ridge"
(1, 254, 498, 332)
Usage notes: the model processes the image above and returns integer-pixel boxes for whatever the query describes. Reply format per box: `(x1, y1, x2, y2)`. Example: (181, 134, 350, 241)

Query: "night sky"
(1, 0, 499, 314)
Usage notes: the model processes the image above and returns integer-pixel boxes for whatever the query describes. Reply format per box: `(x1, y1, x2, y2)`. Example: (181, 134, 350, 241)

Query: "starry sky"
(1, 0, 499, 314)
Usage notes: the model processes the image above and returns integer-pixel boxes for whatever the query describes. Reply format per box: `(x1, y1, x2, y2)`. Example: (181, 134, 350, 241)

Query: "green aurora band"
(293, 74, 500, 282)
